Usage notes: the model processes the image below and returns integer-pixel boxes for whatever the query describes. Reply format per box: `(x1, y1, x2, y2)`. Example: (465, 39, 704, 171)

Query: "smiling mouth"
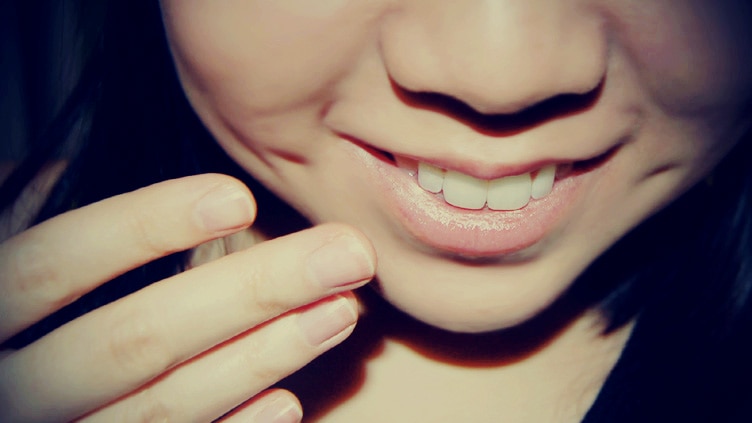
(374, 148, 614, 212)
(343, 138, 615, 257)
(413, 162, 558, 210)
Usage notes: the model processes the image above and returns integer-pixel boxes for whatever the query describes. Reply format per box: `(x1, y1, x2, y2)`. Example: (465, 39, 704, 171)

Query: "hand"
(0, 174, 376, 422)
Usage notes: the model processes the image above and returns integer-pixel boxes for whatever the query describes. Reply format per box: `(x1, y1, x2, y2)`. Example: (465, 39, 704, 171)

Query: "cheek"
(271, 0, 351, 17)
(160, 0, 390, 179)
(161, 1, 378, 114)
(610, 0, 752, 113)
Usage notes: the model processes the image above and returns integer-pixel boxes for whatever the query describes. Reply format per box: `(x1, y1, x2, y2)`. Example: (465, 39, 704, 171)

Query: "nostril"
(391, 78, 604, 136)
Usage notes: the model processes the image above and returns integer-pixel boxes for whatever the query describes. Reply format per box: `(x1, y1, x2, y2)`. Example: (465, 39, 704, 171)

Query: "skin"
(159, 0, 751, 420)
(0, 175, 377, 422)
(0, 0, 750, 422)
(162, 0, 752, 332)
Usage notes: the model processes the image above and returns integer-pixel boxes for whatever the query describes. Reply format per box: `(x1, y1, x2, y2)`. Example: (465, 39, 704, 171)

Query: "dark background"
(1, 0, 104, 162)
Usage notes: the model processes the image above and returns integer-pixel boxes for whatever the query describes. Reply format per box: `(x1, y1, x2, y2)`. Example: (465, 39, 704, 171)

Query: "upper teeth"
(417, 162, 556, 210)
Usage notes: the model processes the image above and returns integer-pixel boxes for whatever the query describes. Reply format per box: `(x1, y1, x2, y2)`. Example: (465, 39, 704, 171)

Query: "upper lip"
(393, 152, 560, 179)
(392, 80, 605, 136)
(326, 91, 636, 180)
(344, 133, 619, 180)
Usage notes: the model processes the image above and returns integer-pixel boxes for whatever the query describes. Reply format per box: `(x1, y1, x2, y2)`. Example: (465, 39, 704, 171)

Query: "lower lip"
(346, 145, 585, 258)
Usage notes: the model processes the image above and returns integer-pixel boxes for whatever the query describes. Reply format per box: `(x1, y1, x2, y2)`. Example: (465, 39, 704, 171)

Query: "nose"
(380, 0, 607, 115)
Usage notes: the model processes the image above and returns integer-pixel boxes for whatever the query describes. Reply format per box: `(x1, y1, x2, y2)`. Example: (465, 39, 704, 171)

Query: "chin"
(356, 229, 601, 334)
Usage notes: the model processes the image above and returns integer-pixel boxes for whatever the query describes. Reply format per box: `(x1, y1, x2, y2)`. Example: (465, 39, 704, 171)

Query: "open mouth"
(341, 137, 612, 257)
(412, 161, 557, 210)
(371, 147, 614, 212)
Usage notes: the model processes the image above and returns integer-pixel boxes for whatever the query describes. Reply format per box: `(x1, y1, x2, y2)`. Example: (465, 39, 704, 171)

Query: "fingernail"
(298, 296, 358, 346)
(195, 184, 254, 232)
(254, 397, 302, 423)
(307, 234, 374, 288)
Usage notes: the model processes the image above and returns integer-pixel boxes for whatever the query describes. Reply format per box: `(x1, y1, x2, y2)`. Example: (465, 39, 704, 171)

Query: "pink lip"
(345, 142, 587, 258)
(393, 152, 562, 181)
(337, 131, 614, 181)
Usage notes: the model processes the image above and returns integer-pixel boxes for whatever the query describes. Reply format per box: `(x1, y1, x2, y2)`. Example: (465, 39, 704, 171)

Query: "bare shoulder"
(0, 161, 67, 242)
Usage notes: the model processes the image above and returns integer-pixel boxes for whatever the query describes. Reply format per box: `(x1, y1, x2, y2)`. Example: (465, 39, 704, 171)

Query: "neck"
(283, 289, 635, 423)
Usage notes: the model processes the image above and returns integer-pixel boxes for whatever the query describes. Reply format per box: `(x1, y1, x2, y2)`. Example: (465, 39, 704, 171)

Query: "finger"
(0, 224, 375, 423)
(218, 390, 303, 423)
(0, 174, 256, 342)
(81, 295, 354, 423)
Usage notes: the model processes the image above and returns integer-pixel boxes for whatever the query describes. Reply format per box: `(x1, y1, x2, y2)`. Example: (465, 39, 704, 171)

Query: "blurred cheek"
(610, 1, 752, 112)
(161, 1, 368, 114)
(271, 0, 350, 17)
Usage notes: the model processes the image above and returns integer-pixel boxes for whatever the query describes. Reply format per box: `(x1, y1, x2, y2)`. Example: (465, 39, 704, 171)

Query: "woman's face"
(160, 0, 752, 332)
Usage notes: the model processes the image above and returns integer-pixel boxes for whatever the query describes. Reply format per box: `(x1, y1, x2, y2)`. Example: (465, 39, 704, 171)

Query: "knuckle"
(239, 264, 289, 316)
(4, 239, 76, 310)
(106, 313, 177, 381)
(127, 389, 175, 423)
(240, 339, 289, 385)
(233, 318, 305, 387)
(122, 208, 176, 257)
(248, 364, 285, 386)
(235, 335, 267, 367)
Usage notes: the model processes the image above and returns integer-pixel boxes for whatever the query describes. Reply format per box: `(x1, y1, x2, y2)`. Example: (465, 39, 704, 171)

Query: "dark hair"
(2, 1, 752, 419)
(0, 0, 257, 348)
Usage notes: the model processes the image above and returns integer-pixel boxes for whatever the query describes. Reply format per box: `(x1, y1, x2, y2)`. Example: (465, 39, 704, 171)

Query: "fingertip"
(193, 176, 257, 233)
(266, 390, 304, 423)
(233, 389, 302, 423)
(297, 294, 359, 347)
(307, 237, 375, 290)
